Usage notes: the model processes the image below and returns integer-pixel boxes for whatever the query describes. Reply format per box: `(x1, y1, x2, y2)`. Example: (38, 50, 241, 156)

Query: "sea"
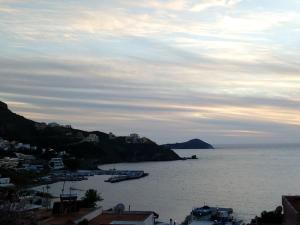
(37, 146, 300, 223)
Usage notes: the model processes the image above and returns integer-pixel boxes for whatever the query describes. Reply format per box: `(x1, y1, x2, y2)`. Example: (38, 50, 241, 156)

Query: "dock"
(104, 171, 149, 183)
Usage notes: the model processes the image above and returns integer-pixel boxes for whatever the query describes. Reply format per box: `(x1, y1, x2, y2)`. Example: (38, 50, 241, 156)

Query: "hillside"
(0, 101, 181, 166)
(163, 139, 214, 149)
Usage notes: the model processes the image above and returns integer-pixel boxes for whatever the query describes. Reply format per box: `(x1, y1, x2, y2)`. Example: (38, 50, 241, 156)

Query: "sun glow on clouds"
(1, 0, 300, 144)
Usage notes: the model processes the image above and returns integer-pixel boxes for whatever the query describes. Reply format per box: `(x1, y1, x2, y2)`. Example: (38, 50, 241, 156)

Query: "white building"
(48, 122, 60, 127)
(15, 143, 31, 150)
(0, 139, 10, 150)
(15, 153, 35, 160)
(0, 157, 19, 169)
(126, 133, 141, 144)
(83, 134, 99, 143)
(49, 158, 64, 170)
(0, 176, 14, 187)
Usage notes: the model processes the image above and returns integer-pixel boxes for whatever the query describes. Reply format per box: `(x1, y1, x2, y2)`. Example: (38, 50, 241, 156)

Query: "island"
(162, 138, 214, 149)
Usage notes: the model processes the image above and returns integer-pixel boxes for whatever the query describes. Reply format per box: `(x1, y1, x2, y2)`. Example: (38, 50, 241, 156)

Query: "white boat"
(184, 205, 243, 225)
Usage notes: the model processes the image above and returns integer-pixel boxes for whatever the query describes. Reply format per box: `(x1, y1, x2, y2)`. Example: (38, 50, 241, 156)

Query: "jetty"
(105, 171, 149, 183)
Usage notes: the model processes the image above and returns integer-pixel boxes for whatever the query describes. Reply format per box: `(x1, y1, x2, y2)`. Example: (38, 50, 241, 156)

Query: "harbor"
(38, 169, 149, 185)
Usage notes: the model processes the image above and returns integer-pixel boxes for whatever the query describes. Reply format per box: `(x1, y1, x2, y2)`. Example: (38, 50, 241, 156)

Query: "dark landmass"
(163, 138, 214, 149)
(0, 100, 181, 167)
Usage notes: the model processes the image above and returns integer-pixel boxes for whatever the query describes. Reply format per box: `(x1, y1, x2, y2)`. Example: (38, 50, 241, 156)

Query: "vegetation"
(81, 189, 103, 208)
(0, 168, 41, 187)
(63, 158, 81, 171)
(251, 206, 283, 224)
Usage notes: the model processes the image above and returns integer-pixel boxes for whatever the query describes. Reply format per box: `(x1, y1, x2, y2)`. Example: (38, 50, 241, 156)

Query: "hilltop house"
(126, 133, 140, 144)
(108, 132, 116, 140)
(83, 134, 100, 143)
(0, 176, 14, 187)
(49, 158, 64, 170)
(0, 157, 20, 169)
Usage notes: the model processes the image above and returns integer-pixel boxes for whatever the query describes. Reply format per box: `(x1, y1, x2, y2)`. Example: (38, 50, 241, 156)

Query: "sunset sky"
(1, 0, 300, 144)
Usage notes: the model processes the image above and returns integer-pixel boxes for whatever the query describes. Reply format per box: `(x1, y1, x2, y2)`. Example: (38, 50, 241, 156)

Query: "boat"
(183, 205, 243, 225)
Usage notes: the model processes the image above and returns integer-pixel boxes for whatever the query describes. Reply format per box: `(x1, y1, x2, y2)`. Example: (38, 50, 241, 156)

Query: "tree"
(64, 158, 80, 171)
(81, 189, 103, 208)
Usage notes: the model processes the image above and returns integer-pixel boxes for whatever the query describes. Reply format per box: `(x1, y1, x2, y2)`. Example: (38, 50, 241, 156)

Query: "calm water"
(38, 147, 300, 223)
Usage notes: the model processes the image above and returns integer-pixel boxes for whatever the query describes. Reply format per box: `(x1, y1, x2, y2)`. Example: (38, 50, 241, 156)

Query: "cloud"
(190, 0, 242, 12)
(1, 1, 300, 144)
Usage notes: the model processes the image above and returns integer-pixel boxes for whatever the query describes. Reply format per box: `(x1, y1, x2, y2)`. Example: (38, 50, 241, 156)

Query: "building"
(23, 163, 44, 172)
(108, 132, 116, 140)
(48, 122, 60, 127)
(83, 134, 100, 143)
(0, 176, 14, 187)
(0, 139, 10, 150)
(15, 152, 35, 160)
(283, 196, 300, 225)
(89, 210, 158, 225)
(126, 133, 140, 144)
(15, 142, 31, 150)
(35, 122, 47, 130)
(140, 137, 151, 144)
(0, 157, 19, 169)
(49, 158, 64, 170)
(37, 194, 103, 225)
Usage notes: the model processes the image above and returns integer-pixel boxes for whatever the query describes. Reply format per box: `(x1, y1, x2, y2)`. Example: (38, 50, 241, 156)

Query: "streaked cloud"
(1, 0, 300, 144)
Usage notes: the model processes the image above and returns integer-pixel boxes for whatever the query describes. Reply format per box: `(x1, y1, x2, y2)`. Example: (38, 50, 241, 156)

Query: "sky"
(1, 0, 300, 145)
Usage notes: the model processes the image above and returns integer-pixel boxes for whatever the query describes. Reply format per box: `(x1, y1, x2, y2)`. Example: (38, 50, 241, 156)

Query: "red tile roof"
(89, 212, 153, 225)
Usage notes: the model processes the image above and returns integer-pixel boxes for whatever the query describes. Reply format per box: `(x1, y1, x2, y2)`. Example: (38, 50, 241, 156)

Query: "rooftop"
(89, 211, 153, 225)
(37, 207, 98, 225)
(283, 196, 300, 213)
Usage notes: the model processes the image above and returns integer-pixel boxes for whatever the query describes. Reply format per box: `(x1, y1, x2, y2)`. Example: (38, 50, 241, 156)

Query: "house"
(89, 209, 158, 225)
(0, 176, 14, 188)
(125, 133, 140, 144)
(35, 122, 47, 130)
(15, 152, 35, 160)
(49, 158, 64, 170)
(83, 134, 100, 143)
(15, 142, 31, 150)
(140, 137, 151, 144)
(48, 122, 60, 127)
(0, 157, 19, 169)
(58, 151, 68, 156)
(37, 194, 103, 225)
(0, 139, 10, 150)
(23, 164, 44, 172)
(108, 132, 116, 140)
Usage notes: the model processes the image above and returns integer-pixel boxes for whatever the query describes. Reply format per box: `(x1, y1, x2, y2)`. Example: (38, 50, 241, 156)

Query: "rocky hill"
(0, 101, 181, 166)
